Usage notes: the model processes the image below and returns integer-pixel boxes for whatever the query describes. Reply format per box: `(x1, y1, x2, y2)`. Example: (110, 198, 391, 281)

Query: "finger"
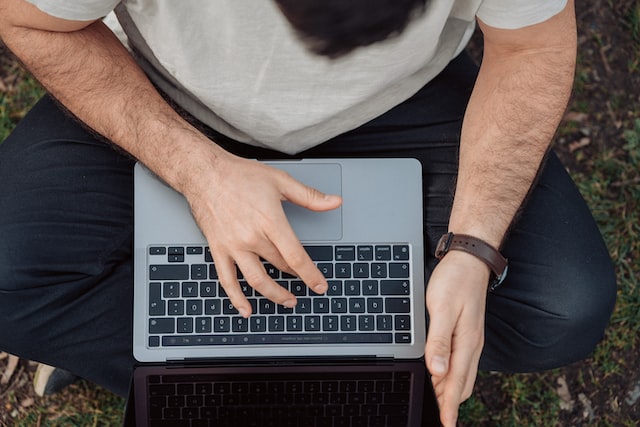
(266, 223, 328, 294)
(279, 175, 342, 212)
(234, 252, 297, 308)
(424, 306, 456, 378)
(213, 251, 252, 318)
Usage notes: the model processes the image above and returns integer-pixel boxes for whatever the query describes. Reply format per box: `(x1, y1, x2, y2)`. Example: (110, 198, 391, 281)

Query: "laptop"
(127, 158, 441, 426)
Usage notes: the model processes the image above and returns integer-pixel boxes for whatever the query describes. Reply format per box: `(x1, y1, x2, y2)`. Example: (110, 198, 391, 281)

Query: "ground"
(1, 1, 639, 426)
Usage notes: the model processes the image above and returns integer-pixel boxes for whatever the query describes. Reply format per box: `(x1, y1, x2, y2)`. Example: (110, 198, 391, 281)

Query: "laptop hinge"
(166, 356, 396, 366)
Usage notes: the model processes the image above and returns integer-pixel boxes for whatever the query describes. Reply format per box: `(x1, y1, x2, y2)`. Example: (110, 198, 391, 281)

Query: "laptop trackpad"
(272, 162, 343, 241)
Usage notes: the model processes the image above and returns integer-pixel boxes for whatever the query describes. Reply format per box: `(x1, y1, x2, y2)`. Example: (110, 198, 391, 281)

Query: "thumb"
(425, 316, 454, 377)
(282, 178, 342, 212)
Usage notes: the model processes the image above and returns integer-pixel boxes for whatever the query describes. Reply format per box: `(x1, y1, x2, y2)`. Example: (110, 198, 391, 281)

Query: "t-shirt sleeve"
(26, 0, 121, 21)
(476, 0, 568, 29)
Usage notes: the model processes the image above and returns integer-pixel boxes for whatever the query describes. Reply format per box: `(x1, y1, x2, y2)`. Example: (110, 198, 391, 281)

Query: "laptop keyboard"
(147, 370, 412, 426)
(146, 244, 414, 348)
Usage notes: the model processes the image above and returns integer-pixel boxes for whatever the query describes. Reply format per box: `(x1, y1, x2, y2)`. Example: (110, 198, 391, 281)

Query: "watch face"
(434, 233, 453, 259)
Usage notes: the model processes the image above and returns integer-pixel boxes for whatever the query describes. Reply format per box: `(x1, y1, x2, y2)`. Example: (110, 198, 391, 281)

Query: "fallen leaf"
(557, 376, 575, 411)
(569, 137, 591, 153)
(20, 397, 35, 408)
(579, 393, 595, 421)
(565, 111, 589, 123)
(1, 354, 19, 385)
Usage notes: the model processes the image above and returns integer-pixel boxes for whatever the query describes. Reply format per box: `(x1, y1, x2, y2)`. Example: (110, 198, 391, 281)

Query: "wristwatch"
(435, 232, 508, 291)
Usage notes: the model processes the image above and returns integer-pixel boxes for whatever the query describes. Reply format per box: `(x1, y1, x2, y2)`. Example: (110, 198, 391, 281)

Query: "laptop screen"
(124, 361, 442, 427)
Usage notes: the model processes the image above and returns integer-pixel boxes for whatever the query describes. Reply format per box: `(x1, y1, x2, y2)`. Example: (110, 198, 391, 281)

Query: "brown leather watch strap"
(435, 232, 508, 290)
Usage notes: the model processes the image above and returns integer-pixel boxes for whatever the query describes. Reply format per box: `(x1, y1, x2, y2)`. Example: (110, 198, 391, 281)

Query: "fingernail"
(432, 356, 448, 375)
(238, 307, 251, 318)
(313, 284, 327, 294)
(283, 299, 297, 308)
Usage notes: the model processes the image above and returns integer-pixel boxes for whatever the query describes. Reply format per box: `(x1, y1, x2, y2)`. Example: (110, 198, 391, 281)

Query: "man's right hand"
(181, 151, 342, 317)
(0, 0, 342, 315)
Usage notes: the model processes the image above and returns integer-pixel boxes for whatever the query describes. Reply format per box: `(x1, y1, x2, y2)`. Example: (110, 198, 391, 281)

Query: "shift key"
(149, 265, 189, 280)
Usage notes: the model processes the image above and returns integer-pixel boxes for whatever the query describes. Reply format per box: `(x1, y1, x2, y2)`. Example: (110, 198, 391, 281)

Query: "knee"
(482, 257, 617, 372)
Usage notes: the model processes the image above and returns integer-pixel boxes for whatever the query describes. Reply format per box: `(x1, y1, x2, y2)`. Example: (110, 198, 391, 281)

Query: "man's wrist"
(435, 232, 508, 291)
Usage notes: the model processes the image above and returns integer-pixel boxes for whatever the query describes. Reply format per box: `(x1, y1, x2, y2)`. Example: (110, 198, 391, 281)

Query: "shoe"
(33, 363, 79, 396)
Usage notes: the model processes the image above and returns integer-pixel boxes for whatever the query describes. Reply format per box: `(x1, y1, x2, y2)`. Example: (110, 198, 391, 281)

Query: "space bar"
(162, 333, 393, 346)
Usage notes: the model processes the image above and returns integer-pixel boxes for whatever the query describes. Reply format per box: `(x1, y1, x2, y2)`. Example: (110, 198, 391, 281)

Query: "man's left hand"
(425, 251, 490, 427)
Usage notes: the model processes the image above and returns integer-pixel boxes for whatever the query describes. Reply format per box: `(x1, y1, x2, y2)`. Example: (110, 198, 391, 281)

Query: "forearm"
(0, 18, 221, 194)
(450, 11, 577, 248)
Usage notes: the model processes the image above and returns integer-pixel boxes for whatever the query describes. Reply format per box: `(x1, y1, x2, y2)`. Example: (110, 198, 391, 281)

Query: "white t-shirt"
(28, 0, 567, 154)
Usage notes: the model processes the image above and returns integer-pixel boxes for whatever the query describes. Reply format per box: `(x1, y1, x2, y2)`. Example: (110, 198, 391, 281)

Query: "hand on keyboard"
(182, 154, 342, 317)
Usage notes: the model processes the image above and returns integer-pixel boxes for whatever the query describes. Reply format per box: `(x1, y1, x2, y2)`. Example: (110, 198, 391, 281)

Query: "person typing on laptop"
(0, 1, 615, 426)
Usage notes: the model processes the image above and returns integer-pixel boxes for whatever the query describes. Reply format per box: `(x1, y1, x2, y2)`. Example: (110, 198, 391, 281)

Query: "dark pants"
(0, 53, 616, 397)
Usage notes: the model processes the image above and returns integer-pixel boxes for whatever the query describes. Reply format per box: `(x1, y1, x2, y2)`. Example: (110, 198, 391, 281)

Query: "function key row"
(149, 245, 410, 263)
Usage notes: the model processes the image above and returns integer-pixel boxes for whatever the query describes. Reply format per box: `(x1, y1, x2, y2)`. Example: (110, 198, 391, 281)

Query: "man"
(0, 1, 616, 425)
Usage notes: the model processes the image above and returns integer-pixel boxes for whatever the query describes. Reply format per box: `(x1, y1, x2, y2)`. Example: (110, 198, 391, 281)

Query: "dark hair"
(273, 0, 428, 58)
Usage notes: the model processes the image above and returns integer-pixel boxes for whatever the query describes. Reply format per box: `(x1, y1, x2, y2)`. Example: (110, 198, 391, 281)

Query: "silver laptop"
(129, 158, 439, 426)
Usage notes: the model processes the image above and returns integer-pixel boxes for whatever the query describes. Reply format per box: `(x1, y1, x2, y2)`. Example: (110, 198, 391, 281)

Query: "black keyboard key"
(335, 263, 351, 278)
(287, 316, 303, 331)
(214, 317, 230, 332)
(327, 281, 342, 296)
(168, 254, 184, 263)
(295, 298, 312, 314)
(362, 280, 379, 295)
(182, 282, 198, 297)
(331, 298, 347, 313)
(150, 265, 188, 280)
(317, 263, 333, 278)
(353, 263, 369, 278)
(163, 282, 179, 298)
(186, 299, 202, 315)
(305, 316, 321, 331)
(323, 316, 339, 331)
(149, 318, 174, 334)
(168, 247, 184, 255)
(395, 333, 412, 344)
(200, 282, 216, 297)
(195, 317, 212, 333)
(349, 298, 366, 313)
(304, 245, 333, 261)
(259, 299, 276, 314)
(376, 315, 393, 331)
(187, 246, 203, 255)
(177, 317, 193, 333)
(204, 299, 221, 315)
(358, 315, 375, 331)
(250, 316, 267, 332)
(205, 247, 213, 262)
(389, 263, 410, 278)
(393, 245, 410, 260)
(371, 263, 387, 278)
(268, 316, 285, 331)
(168, 300, 184, 315)
(381, 280, 411, 295)
(335, 246, 355, 261)
(357, 245, 374, 261)
(149, 282, 165, 316)
(313, 298, 330, 313)
(341, 315, 357, 331)
(375, 245, 392, 260)
(386, 298, 411, 313)
(395, 315, 411, 330)
(367, 298, 384, 313)
(232, 316, 249, 332)
(190, 264, 207, 280)
(149, 247, 166, 255)
(344, 280, 360, 296)
(291, 281, 307, 296)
